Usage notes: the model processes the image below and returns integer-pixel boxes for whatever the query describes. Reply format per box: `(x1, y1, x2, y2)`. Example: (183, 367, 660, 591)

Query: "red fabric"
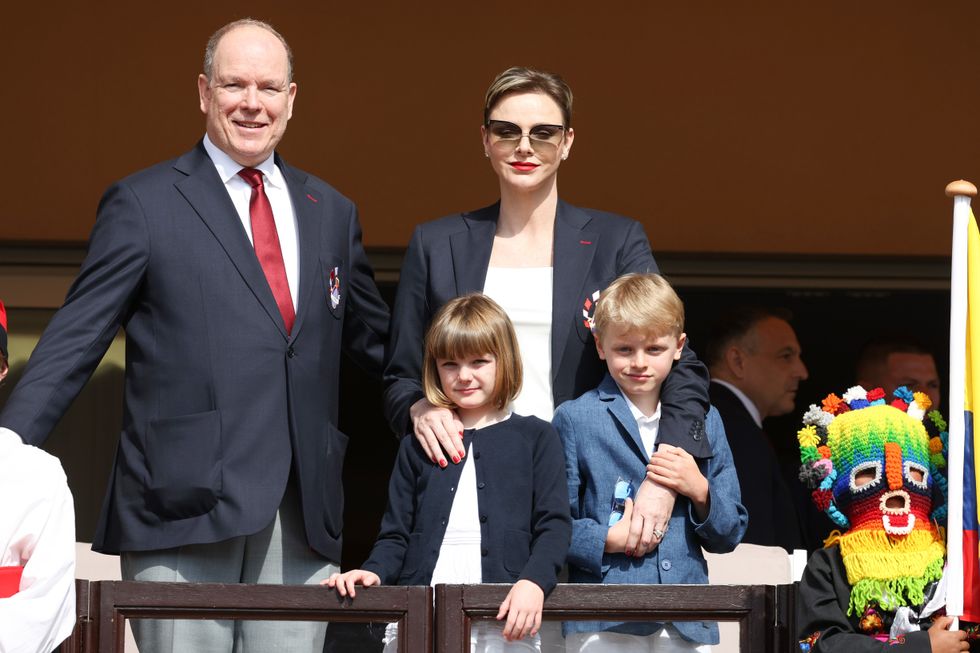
(238, 168, 295, 334)
(0, 299, 6, 331)
(963, 529, 980, 621)
(0, 566, 23, 598)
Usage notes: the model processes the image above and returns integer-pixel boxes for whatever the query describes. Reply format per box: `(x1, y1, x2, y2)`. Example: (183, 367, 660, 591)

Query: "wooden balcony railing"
(57, 580, 796, 652)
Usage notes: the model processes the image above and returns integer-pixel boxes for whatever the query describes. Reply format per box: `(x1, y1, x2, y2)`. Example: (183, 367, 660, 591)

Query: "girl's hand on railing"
(496, 579, 544, 641)
(321, 569, 380, 599)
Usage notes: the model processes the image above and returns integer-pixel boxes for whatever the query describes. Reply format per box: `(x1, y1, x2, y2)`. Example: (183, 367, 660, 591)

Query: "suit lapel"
(598, 375, 648, 463)
(173, 144, 288, 339)
(450, 203, 498, 295)
(551, 200, 599, 384)
(280, 158, 321, 342)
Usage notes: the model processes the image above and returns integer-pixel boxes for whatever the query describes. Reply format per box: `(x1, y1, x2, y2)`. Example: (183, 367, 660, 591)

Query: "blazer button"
(287, 347, 296, 358)
(477, 482, 486, 489)
(481, 548, 488, 557)
(661, 560, 672, 571)
(441, 519, 447, 526)
(474, 451, 481, 459)
(480, 515, 487, 523)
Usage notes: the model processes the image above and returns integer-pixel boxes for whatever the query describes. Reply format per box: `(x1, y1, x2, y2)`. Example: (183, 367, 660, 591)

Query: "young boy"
(795, 385, 969, 652)
(553, 273, 747, 652)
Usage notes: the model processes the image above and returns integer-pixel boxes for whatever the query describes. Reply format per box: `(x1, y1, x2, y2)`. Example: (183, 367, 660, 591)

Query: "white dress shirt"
(202, 134, 300, 312)
(622, 396, 662, 459)
(711, 379, 763, 428)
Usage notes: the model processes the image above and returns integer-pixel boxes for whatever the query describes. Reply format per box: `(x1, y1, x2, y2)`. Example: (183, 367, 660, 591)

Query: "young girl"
(325, 293, 571, 650)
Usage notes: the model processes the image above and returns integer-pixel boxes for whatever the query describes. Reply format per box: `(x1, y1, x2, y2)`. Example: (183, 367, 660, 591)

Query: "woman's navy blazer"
(382, 200, 712, 457)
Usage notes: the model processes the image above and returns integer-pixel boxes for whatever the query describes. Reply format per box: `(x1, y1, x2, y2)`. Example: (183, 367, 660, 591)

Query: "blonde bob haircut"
(593, 273, 685, 340)
(423, 294, 523, 411)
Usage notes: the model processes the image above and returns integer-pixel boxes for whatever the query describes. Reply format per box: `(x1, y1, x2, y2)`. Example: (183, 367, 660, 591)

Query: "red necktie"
(238, 168, 295, 335)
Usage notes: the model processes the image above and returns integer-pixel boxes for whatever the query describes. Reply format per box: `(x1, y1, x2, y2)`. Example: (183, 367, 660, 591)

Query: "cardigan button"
(482, 548, 488, 556)
(661, 559, 672, 571)
(480, 515, 487, 523)
(478, 482, 486, 489)
(474, 451, 481, 459)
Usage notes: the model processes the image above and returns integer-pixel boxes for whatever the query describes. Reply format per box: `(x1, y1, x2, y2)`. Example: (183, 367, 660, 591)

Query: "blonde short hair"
(484, 67, 573, 127)
(593, 273, 685, 339)
(423, 294, 523, 411)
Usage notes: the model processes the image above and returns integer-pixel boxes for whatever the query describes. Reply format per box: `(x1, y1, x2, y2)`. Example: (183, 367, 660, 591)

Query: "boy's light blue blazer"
(553, 374, 748, 643)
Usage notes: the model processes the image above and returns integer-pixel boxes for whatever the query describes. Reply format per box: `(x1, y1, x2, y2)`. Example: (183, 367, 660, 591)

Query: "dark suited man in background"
(705, 307, 810, 552)
(856, 334, 942, 410)
(0, 18, 389, 652)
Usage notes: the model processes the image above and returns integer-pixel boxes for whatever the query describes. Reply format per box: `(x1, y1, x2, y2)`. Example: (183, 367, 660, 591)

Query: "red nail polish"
(452, 455, 460, 464)
(459, 430, 464, 436)
(440, 459, 447, 468)
(432, 456, 438, 464)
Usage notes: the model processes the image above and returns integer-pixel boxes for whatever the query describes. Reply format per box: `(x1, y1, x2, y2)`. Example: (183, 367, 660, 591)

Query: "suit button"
(661, 560, 672, 571)
(287, 347, 296, 358)
(474, 451, 481, 459)
(478, 482, 486, 489)
(450, 487, 455, 492)
(480, 515, 487, 523)
(482, 548, 488, 557)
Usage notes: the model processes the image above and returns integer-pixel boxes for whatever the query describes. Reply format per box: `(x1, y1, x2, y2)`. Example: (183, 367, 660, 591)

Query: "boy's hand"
(496, 579, 544, 641)
(321, 569, 381, 599)
(605, 498, 634, 553)
(626, 481, 676, 557)
(410, 398, 465, 468)
(927, 615, 969, 652)
(647, 444, 710, 520)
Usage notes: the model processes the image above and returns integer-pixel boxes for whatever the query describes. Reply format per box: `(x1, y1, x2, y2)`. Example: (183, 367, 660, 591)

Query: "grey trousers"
(121, 482, 339, 653)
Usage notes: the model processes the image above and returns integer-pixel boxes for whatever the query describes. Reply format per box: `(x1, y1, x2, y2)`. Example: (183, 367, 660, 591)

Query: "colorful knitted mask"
(797, 386, 948, 618)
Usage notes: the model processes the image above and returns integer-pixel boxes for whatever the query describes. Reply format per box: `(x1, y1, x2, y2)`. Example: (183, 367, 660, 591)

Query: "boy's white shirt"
(620, 393, 662, 459)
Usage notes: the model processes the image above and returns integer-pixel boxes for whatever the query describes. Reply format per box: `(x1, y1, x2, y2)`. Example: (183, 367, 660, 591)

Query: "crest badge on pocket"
(328, 267, 341, 309)
(582, 289, 600, 334)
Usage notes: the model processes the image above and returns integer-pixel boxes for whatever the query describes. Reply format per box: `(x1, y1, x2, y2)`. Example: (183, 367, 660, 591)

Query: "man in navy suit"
(704, 307, 809, 552)
(0, 18, 389, 651)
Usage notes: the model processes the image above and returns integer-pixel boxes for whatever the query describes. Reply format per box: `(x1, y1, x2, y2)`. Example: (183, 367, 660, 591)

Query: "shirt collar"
(202, 134, 283, 189)
(712, 378, 763, 428)
(622, 393, 662, 425)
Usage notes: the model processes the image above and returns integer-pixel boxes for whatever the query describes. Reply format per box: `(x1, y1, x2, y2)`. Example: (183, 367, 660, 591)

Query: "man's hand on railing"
(322, 569, 381, 599)
(496, 579, 543, 642)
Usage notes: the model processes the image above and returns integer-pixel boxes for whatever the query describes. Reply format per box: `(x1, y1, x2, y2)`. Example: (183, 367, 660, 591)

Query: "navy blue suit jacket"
(709, 383, 805, 552)
(382, 200, 711, 457)
(0, 143, 390, 561)
(361, 415, 571, 594)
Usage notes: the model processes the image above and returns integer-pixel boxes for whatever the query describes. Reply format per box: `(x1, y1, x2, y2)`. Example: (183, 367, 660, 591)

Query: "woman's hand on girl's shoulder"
(410, 398, 465, 467)
(321, 569, 381, 599)
(496, 579, 544, 641)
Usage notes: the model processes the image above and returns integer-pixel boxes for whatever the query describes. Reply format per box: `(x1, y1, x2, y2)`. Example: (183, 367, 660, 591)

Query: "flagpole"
(945, 179, 976, 622)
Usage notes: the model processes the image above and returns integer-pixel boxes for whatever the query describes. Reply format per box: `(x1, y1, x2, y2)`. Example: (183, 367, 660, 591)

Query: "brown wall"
(4, 2, 980, 255)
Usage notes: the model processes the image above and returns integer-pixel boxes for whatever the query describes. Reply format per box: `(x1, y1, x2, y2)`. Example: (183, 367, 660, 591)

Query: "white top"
(203, 134, 300, 312)
(0, 429, 76, 652)
(429, 442, 482, 586)
(622, 395, 663, 459)
(483, 267, 554, 420)
(712, 379, 763, 428)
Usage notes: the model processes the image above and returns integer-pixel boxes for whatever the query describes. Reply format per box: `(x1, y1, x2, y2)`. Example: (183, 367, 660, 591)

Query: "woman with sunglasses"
(383, 67, 711, 556)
